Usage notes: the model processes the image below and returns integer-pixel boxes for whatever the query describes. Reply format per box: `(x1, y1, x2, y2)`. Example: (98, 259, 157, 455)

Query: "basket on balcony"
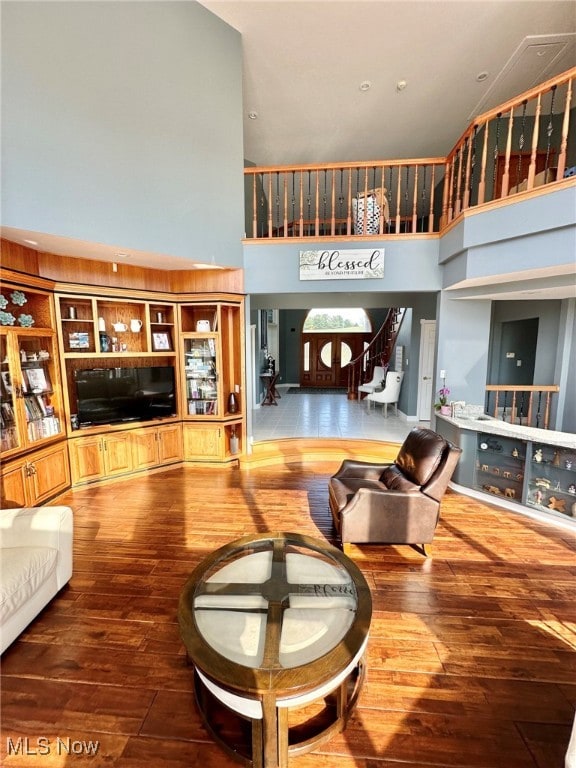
(352, 188, 389, 235)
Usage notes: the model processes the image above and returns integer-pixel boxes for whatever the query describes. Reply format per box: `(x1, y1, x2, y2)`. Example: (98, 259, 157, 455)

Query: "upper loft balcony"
(244, 68, 576, 242)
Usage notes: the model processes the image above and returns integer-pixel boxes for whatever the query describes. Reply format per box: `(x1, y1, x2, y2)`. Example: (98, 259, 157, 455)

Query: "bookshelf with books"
(179, 298, 245, 463)
(0, 276, 70, 506)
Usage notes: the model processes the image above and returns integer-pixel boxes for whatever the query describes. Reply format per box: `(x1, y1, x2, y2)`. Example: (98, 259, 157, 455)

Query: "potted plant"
(434, 383, 451, 416)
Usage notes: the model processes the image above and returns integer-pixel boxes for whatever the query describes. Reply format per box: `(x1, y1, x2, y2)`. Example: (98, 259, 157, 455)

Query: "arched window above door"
(303, 308, 372, 333)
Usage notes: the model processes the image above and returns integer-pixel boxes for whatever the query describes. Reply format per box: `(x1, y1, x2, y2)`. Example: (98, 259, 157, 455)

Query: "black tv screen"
(74, 366, 176, 427)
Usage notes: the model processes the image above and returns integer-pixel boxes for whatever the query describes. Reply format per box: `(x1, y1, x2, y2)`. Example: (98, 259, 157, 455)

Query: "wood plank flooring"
(2, 462, 576, 767)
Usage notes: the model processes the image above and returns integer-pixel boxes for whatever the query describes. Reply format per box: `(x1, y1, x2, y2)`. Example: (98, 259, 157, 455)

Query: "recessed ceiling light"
(23, 239, 38, 246)
(396, 80, 407, 92)
(476, 71, 489, 82)
(116, 252, 130, 258)
(248, 111, 258, 120)
(359, 80, 371, 92)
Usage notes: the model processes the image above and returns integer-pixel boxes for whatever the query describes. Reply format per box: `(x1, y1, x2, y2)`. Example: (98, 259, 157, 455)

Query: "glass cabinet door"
(183, 336, 219, 416)
(474, 433, 526, 503)
(526, 444, 576, 520)
(17, 332, 63, 446)
(0, 335, 21, 452)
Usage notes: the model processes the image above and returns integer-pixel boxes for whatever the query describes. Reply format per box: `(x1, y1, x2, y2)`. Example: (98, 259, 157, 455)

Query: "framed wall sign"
(299, 249, 384, 281)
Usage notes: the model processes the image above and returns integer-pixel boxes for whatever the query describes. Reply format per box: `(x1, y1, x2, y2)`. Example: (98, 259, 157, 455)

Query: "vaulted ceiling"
(200, 0, 576, 166)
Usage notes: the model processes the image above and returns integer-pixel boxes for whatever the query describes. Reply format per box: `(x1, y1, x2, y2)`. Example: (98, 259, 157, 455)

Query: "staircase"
(347, 308, 405, 399)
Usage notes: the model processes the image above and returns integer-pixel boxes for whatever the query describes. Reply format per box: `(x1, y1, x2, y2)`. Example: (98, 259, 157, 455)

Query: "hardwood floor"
(2, 462, 576, 767)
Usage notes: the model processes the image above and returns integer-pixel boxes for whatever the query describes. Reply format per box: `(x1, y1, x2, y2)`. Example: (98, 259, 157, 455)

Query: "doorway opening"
(301, 309, 372, 388)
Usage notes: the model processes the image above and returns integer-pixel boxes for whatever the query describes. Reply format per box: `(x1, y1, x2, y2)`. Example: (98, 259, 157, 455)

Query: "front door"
(301, 333, 369, 388)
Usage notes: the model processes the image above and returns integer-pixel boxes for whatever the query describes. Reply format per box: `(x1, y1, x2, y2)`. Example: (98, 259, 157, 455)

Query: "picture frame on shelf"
(24, 366, 50, 392)
(152, 331, 172, 351)
(69, 331, 90, 349)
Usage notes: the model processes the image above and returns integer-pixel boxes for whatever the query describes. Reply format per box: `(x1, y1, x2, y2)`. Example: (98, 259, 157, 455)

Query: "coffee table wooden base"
(193, 655, 366, 768)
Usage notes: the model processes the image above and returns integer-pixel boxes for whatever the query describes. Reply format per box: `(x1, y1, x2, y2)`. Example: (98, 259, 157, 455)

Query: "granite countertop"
(437, 413, 576, 450)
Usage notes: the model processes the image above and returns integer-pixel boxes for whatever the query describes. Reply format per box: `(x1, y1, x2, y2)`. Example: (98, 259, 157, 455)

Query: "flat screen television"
(74, 366, 176, 427)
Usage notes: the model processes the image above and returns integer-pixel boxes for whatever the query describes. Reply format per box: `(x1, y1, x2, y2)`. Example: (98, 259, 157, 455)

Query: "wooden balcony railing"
(245, 160, 444, 239)
(442, 68, 575, 227)
(485, 385, 560, 430)
(244, 67, 576, 241)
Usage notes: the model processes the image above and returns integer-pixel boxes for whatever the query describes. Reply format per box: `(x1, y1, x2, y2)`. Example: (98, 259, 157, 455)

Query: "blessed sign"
(299, 249, 384, 281)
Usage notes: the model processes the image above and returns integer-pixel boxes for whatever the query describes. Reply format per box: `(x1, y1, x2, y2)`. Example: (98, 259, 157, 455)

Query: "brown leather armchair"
(329, 428, 461, 555)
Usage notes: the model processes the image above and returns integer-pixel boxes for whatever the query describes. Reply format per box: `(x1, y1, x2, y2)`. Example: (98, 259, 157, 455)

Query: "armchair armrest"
(340, 488, 439, 545)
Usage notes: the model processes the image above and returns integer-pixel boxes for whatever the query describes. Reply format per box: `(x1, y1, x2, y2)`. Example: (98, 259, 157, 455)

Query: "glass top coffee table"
(178, 531, 372, 767)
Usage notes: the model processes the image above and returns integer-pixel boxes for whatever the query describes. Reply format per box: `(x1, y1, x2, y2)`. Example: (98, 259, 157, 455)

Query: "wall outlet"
(440, 369, 446, 379)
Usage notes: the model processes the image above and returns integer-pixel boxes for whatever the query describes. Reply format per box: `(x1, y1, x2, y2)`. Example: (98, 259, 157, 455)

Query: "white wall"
(1, 1, 244, 267)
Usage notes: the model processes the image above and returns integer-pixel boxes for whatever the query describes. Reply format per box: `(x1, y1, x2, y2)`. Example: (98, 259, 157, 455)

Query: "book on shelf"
(27, 416, 60, 441)
(1, 401, 15, 426)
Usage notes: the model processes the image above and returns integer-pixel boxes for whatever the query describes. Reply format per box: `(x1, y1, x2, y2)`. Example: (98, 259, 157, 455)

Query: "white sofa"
(0, 506, 73, 654)
(567, 711, 576, 768)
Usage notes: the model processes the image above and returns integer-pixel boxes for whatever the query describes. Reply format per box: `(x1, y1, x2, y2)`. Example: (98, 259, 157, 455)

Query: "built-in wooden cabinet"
(1, 442, 70, 507)
(1, 281, 65, 457)
(182, 422, 243, 464)
(0, 277, 70, 506)
(55, 292, 179, 434)
(68, 431, 133, 485)
(131, 423, 183, 469)
(1, 272, 246, 502)
(56, 293, 176, 358)
(69, 422, 183, 486)
(179, 298, 245, 463)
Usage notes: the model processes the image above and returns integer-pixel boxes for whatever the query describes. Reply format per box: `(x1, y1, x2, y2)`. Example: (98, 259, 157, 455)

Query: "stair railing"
(347, 308, 405, 399)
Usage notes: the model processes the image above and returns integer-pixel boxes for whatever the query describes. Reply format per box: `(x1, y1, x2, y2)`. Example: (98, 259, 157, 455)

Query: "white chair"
(357, 366, 385, 396)
(366, 371, 404, 417)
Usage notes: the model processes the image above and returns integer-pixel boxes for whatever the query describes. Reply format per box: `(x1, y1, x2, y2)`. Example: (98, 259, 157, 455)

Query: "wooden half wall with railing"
(485, 385, 560, 430)
(244, 67, 576, 241)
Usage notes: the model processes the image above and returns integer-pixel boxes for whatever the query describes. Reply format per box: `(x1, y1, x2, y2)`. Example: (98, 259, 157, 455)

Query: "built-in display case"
(1, 283, 65, 456)
(184, 335, 219, 416)
(56, 294, 176, 358)
(436, 414, 576, 526)
(1, 278, 70, 506)
(475, 433, 526, 504)
(179, 298, 245, 463)
(525, 443, 576, 519)
(3, 277, 248, 501)
(56, 293, 179, 435)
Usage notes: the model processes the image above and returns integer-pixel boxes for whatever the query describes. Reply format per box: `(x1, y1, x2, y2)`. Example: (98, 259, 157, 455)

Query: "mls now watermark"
(7, 736, 100, 756)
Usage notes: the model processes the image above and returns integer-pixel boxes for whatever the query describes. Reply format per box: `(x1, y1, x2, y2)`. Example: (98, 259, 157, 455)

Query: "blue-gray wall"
(1, 1, 244, 267)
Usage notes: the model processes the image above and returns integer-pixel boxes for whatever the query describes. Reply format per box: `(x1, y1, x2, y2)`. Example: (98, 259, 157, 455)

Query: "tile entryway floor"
(252, 385, 429, 442)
